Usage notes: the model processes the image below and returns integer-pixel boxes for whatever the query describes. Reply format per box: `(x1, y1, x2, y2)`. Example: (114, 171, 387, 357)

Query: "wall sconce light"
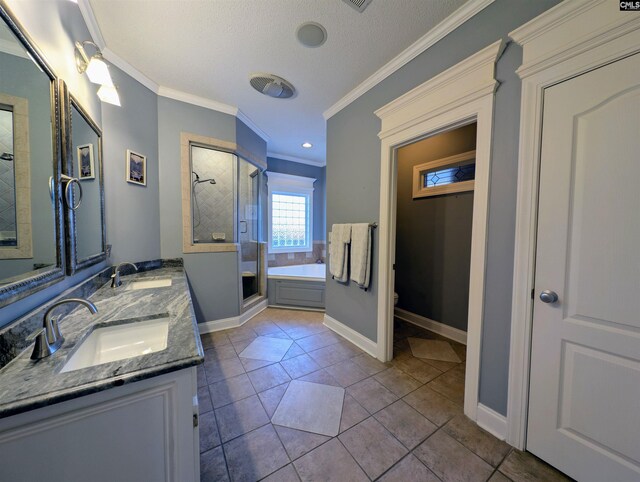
(75, 40, 120, 105)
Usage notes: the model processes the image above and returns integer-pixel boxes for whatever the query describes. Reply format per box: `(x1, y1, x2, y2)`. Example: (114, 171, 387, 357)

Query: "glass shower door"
(239, 158, 260, 301)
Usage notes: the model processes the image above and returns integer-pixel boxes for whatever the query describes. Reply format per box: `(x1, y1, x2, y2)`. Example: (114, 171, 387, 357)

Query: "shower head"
(192, 171, 215, 185)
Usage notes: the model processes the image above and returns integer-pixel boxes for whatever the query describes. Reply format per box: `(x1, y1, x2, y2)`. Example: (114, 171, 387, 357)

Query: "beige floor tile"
(378, 454, 439, 482)
(428, 367, 465, 405)
(324, 359, 369, 387)
(414, 430, 494, 482)
(295, 331, 342, 352)
(239, 336, 293, 362)
(498, 450, 572, 482)
(272, 380, 345, 436)
(298, 368, 342, 387)
(280, 353, 321, 379)
(258, 382, 289, 418)
(391, 353, 442, 383)
(204, 344, 237, 362)
(204, 356, 246, 384)
(239, 357, 275, 372)
(198, 386, 213, 414)
(374, 400, 437, 449)
(374, 367, 422, 397)
(261, 464, 300, 482)
(293, 438, 368, 482)
(339, 417, 408, 479)
(408, 338, 462, 362)
(200, 446, 229, 482)
(201, 331, 231, 350)
(443, 415, 511, 467)
(215, 395, 269, 443)
(282, 342, 306, 360)
(339, 394, 370, 433)
(209, 373, 256, 408)
(403, 385, 462, 426)
(199, 411, 221, 452)
(247, 363, 291, 393)
(307, 342, 359, 368)
(346, 377, 398, 414)
(223, 424, 289, 481)
(351, 352, 389, 375)
(274, 425, 331, 460)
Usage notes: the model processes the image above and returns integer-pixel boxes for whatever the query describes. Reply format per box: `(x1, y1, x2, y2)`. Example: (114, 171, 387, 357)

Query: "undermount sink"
(126, 278, 172, 290)
(60, 316, 170, 373)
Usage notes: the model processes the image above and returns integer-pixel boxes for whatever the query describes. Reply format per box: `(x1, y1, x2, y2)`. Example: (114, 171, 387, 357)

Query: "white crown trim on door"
(323, 314, 378, 358)
(323, 0, 495, 120)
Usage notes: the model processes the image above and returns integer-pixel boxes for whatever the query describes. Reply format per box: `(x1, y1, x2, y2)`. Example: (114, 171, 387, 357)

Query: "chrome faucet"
(28, 298, 98, 360)
(111, 262, 138, 288)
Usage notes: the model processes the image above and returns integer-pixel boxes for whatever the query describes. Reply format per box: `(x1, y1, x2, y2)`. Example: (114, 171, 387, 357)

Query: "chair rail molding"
(375, 39, 503, 424)
(507, 0, 640, 450)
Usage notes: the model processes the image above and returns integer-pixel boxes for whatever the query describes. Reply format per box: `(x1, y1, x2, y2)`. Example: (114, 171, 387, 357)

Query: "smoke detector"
(249, 73, 295, 99)
(342, 0, 373, 13)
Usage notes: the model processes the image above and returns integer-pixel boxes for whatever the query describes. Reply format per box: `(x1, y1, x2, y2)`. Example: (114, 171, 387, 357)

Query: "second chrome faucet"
(110, 262, 138, 288)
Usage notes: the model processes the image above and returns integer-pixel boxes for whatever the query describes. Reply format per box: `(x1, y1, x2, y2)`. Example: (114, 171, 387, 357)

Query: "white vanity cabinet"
(0, 367, 200, 482)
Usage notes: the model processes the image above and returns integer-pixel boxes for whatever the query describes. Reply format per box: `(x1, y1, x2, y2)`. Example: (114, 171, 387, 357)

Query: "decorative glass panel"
(424, 162, 475, 187)
(271, 192, 308, 248)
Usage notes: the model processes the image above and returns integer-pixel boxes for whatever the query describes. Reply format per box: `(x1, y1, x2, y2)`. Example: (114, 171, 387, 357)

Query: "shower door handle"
(240, 220, 248, 234)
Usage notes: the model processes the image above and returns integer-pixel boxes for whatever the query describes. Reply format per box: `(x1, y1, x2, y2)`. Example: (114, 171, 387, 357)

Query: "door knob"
(539, 290, 558, 304)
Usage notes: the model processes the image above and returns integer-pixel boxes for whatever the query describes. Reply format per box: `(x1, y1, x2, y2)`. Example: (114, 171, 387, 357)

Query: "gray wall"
(395, 123, 476, 332)
(326, 0, 561, 416)
(102, 65, 160, 266)
(266, 157, 326, 242)
(158, 97, 240, 322)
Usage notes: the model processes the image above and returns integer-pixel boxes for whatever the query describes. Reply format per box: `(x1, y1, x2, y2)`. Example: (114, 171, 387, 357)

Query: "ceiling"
(87, 0, 469, 165)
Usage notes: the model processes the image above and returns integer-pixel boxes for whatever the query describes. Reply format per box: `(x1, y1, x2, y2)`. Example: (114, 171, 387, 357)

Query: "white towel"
(350, 223, 372, 289)
(329, 224, 351, 282)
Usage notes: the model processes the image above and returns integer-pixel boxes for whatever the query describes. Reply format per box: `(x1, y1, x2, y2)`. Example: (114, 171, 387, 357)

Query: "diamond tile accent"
(408, 338, 461, 362)
(239, 336, 293, 362)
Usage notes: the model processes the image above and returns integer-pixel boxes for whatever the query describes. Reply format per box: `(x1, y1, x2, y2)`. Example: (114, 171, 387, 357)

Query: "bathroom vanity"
(0, 263, 204, 482)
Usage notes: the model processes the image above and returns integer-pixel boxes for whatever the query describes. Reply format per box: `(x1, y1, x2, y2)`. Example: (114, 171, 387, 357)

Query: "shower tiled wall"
(191, 146, 234, 243)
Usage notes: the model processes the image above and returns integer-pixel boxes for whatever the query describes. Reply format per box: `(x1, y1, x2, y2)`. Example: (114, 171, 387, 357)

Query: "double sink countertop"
(0, 266, 204, 419)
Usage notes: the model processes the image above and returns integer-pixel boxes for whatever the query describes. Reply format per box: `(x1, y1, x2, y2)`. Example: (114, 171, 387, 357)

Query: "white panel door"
(528, 53, 640, 482)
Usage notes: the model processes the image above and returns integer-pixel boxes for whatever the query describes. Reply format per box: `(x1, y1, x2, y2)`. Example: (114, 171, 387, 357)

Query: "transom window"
(266, 172, 315, 253)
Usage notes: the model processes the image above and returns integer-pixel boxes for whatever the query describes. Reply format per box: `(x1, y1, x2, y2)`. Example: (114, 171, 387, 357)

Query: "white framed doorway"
(375, 40, 504, 424)
(507, 0, 640, 455)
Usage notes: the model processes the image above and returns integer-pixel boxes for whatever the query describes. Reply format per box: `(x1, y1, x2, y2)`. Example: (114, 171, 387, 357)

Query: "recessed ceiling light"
(302, 142, 313, 149)
(296, 22, 327, 48)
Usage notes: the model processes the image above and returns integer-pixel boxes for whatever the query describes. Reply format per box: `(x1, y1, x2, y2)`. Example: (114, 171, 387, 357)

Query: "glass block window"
(271, 193, 309, 249)
(267, 172, 315, 253)
(425, 163, 475, 187)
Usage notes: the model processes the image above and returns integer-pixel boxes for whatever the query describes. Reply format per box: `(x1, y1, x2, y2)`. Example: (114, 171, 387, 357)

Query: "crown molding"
(78, 0, 105, 49)
(267, 151, 326, 168)
(157, 86, 237, 116)
(102, 47, 159, 93)
(323, 0, 495, 120)
(236, 110, 270, 142)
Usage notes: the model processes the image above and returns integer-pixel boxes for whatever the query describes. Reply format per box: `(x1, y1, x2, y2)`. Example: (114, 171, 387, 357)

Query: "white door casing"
(508, 0, 640, 452)
(527, 52, 640, 482)
(375, 39, 504, 423)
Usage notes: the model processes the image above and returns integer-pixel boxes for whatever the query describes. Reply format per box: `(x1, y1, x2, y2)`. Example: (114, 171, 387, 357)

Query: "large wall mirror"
(0, 4, 64, 308)
(61, 85, 105, 274)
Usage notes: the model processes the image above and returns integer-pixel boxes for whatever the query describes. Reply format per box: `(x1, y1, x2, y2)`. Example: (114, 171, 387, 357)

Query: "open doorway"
(391, 122, 476, 408)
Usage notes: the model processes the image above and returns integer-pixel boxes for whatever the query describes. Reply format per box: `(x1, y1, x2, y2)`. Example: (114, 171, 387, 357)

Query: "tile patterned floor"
(198, 308, 572, 481)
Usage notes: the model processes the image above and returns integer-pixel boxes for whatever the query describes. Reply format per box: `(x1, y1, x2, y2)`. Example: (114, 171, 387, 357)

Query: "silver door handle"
(61, 174, 82, 211)
(539, 290, 558, 304)
(240, 220, 248, 234)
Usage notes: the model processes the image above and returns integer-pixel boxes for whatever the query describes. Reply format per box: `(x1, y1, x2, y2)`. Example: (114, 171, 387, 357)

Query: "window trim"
(266, 171, 315, 254)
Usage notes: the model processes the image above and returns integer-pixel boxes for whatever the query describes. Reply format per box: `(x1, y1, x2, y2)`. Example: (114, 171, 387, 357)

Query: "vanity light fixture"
(74, 40, 113, 86)
(97, 84, 121, 106)
(302, 142, 313, 148)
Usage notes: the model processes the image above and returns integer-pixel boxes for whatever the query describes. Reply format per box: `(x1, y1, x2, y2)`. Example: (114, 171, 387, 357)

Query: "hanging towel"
(350, 223, 372, 289)
(329, 224, 351, 282)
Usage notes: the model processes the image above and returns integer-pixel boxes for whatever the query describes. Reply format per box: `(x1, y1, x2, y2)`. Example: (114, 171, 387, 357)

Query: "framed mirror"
(60, 84, 106, 274)
(0, 3, 64, 308)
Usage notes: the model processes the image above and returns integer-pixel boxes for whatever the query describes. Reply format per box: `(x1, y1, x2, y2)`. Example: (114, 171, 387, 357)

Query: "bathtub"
(267, 263, 326, 309)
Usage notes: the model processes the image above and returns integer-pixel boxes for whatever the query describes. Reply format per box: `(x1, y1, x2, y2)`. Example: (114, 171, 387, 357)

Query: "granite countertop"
(0, 266, 204, 419)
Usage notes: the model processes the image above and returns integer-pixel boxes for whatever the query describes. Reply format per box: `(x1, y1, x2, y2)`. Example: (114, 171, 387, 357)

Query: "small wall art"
(77, 143, 94, 180)
(126, 149, 146, 186)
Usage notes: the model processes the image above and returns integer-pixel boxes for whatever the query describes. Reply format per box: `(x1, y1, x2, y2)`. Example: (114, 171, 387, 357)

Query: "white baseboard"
(198, 299, 268, 334)
(268, 304, 325, 313)
(394, 308, 467, 345)
(476, 403, 507, 440)
(323, 314, 378, 358)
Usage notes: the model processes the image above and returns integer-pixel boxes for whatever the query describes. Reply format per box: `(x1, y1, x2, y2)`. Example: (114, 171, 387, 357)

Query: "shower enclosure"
(190, 144, 262, 302)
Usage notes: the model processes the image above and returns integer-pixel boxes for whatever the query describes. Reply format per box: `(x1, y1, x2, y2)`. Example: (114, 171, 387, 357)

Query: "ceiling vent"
(249, 73, 295, 99)
(342, 0, 373, 13)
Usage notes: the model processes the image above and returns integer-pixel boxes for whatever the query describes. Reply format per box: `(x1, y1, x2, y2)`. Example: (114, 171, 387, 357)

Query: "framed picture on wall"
(77, 143, 94, 180)
(126, 149, 146, 186)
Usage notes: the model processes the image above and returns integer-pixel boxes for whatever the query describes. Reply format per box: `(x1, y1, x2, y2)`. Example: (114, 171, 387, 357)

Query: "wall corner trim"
(78, 0, 106, 49)
(322, 0, 495, 120)
(476, 403, 508, 441)
(198, 299, 268, 334)
(323, 313, 378, 358)
(102, 47, 159, 93)
(394, 308, 467, 345)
